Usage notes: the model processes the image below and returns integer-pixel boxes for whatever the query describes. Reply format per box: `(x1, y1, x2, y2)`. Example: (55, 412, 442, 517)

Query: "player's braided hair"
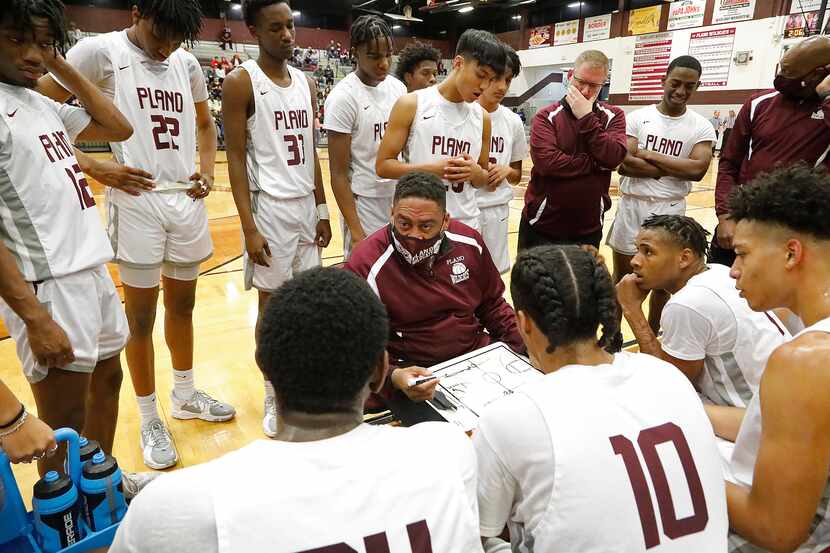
(729, 162, 830, 240)
(641, 214, 710, 260)
(394, 41, 440, 82)
(257, 268, 389, 415)
(135, 0, 203, 44)
(6, 0, 70, 53)
(511, 246, 622, 354)
(350, 14, 392, 51)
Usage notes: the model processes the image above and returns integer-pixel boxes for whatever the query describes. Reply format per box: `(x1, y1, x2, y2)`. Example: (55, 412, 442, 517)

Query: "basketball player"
(325, 15, 406, 259)
(476, 46, 527, 274)
(617, 215, 788, 410)
(718, 164, 830, 553)
(37, 0, 236, 471)
(0, 0, 134, 475)
(223, 0, 332, 438)
(393, 40, 440, 93)
(475, 245, 727, 552)
(376, 28, 505, 231)
(109, 268, 483, 553)
(609, 55, 715, 332)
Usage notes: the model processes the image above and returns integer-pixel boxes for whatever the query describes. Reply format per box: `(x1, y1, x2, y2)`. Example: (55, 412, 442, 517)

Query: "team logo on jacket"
(450, 262, 470, 284)
(812, 109, 825, 120)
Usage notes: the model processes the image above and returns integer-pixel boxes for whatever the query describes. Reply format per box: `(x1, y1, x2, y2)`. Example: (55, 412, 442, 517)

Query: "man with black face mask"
(345, 171, 523, 404)
(712, 35, 830, 266)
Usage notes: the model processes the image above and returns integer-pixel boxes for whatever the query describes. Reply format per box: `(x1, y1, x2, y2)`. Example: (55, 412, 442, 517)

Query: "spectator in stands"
(211, 56, 220, 69)
(438, 59, 446, 76)
(393, 41, 440, 92)
(709, 110, 723, 156)
(220, 25, 233, 50)
(67, 21, 82, 46)
(323, 65, 335, 86)
(328, 39, 337, 59)
(520, 49, 626, 250)
(721, 109, 736, 155)
(232, 53, 243, 69)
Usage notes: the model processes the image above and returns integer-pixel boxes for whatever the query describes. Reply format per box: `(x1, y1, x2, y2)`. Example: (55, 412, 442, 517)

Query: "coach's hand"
(616, 274, 649, 314)
(716, 214, 737, 250)
(315, 219, 332, 248)
(391, 367, 439, 402)
(565, 85, 594, 120)
(89, 159, 155, 197)
(1, 413, 58, 465)
(245, 230, 271, 267)
(25, 312, 75, 369)
(187, 173, 212, 200)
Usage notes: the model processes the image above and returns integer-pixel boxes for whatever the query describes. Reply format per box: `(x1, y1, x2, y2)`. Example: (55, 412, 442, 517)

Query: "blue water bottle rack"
(0, 428, 121, 553)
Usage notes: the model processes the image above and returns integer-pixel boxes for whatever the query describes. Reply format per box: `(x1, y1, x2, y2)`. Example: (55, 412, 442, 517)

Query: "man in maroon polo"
(345, 171, 523, 404)
(519, 49, 627, 250)
(712, 35, 830, 266)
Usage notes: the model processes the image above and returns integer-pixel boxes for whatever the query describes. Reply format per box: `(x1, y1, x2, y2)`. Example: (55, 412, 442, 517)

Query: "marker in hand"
(407, 375, 438, 388)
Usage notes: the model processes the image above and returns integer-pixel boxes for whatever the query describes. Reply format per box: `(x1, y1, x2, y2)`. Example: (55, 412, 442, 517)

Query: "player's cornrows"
(135, 0, 203, 44)
(642, 214, 710, 259)
(350, 15, 393, 51)
(394, 41, 441, 82)
(7, 0, 70, 53)
(511, 246, 622, 354)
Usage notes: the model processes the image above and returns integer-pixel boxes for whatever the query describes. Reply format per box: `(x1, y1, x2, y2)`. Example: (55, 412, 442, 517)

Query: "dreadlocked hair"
(350, 15, 392, 51)
(641, 214, 710, 260)
(6, 0, 70, 54)
(511, 245, 622, 354)
(135, 0, 203, 44)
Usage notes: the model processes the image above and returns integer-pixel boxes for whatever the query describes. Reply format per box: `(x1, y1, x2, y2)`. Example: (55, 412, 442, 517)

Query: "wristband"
(317, 204, 330, 220)
(0, 408, 28, 439)
(0, 403, 24, 429)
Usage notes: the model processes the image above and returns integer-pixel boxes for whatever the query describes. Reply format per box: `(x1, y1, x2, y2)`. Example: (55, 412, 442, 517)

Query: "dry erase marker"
(406, 375, 438, 387)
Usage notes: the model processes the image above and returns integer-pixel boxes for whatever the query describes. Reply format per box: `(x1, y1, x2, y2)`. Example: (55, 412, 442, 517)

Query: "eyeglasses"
(572, 76, 607, 90)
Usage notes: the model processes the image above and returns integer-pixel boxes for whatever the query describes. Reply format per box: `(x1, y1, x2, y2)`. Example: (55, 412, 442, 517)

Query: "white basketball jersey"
(404, 86, 484, 224)
(210, 423, 483, 552)
(477, 105, 521, 209)
(243, 60, 315, 199)
(731, 317, 830, 552)
(0, 85, 112, 282)
(522, 352, 727, 552)
(100, 32, 197, 193)
(323, 72, 406, 198)
(679, 264, 790, 408)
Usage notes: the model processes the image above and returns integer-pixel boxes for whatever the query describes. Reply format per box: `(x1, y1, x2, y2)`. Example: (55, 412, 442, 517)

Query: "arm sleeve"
(510, 115, 528, 163)
(579, 107, 628, 169)
(715, 101, 752, 215)
(529, 109, 596, 177)
(188, 56, 209, 103)
(660, 302, 719, 361)
(475, 242, 525, 355)
(323, 87, 356, 134)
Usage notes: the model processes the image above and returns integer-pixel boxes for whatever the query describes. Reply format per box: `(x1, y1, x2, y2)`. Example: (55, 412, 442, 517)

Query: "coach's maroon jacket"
(345, 220, 524, 373)
(715, 91, 830, 216)
(524, 100, 627, 238)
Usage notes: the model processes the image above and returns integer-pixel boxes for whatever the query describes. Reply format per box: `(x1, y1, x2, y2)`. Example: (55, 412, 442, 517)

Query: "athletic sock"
(137, 393, 160, 427)
(173, 369, 196, 401)
(264, 380, 276, 400)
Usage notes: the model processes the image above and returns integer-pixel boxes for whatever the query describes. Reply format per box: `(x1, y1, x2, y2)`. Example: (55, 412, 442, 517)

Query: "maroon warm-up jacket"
(345, 221, 523, 369)
(715, 91, 830, 216)
(524, 100, 627, 238)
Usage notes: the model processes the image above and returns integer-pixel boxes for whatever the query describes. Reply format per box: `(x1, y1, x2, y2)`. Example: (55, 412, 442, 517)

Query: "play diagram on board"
(426, 342, 544, 431)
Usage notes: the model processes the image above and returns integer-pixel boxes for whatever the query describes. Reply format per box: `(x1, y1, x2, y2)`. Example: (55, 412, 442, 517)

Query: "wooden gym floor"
(2, 149, 720, 503)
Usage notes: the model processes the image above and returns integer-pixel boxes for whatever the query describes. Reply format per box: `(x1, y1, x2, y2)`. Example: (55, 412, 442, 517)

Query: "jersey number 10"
(610, 422, 709, 549)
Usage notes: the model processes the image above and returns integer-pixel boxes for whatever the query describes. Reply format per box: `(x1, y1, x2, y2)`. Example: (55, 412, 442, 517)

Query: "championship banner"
(629, 5, 662, 35)
(668, 0, 707, 30)
(584, 13, 613, 42)
(529, 26, 551, 48)
(553, 19, 579, 46)
(689, 27, 736, 88)
(712, 0, 756, 24)
(629, 32, 673, 102)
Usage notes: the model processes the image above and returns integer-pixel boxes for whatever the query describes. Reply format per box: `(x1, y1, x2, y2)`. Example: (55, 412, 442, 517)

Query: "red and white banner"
(688, 27, 736, 88)
(712, 0, 756, 24)
(584, 14, 612, 42)
(668, 0, 707, 30)
(629, 32, 673, 102)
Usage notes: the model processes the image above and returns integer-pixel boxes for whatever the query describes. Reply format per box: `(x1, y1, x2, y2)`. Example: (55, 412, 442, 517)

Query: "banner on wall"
(712, 0, 756, 24)
(629, 5, 663, 35)
(688, 27, 736, 88)
(668, 0, 707, 30)
(784, 11, 822, 38)
(584, 14, 613, 41)
(629, 32, 673, 102)
(790, 0, 822, 13)
(529, 26, 551, 48)
(554, 19, 579, 46)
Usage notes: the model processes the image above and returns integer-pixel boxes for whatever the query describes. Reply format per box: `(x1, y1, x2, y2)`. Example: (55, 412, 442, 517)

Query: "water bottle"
(80, 451, 126, 531)
(32, 471, 83, 551)
(79, 436, 102, 464)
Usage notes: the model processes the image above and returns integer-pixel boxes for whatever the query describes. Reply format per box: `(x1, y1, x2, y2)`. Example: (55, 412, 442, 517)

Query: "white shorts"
(606, 195, 687, 255)
(341, 194, 393, 260)
(244, 192, 321, 292)
(0, 265, 129, 384)
(107, 189, 213, 271)
(478, 203, 510, 274)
